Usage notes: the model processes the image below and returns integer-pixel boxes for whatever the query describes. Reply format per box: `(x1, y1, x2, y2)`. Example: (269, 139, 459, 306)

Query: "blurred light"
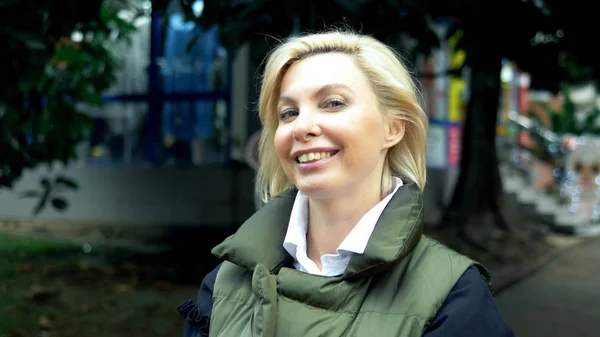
(192, 0, 204, 17)
(501, 63, 513, 83)
(531, 31, 561, 45)
(520, 73, 531, 87)
(82, 243, 92, 253)
(134, 16, 151, 27)
(71, 31, 83, 43)
(117, 9, 135, 22)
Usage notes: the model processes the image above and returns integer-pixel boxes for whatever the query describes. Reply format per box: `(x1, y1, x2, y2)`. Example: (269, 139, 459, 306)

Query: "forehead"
(279, 52, 368, 96)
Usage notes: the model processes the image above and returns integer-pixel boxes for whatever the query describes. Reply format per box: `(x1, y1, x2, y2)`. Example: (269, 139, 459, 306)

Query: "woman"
(178, 29, 515, 337)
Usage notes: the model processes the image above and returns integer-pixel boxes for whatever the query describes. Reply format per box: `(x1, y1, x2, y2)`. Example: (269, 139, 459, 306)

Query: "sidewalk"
(495, 236, 600, 337)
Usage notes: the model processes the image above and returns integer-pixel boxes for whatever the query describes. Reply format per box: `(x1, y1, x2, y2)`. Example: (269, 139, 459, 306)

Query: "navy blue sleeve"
(179, 264, 221, 337)
(423, 266, 516, 337)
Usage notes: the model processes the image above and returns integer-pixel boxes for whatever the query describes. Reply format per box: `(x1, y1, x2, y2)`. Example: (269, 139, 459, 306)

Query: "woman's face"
(274, 52, 402, 200)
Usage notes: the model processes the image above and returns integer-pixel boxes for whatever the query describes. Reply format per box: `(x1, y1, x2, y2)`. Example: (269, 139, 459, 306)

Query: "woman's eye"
(280, 109, 298, 121)
(324, 99, 346, 109)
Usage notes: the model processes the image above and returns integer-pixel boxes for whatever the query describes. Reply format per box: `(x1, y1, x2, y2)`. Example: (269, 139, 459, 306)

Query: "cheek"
(351, 116, 387, 148)
(273, 127, 291, 158)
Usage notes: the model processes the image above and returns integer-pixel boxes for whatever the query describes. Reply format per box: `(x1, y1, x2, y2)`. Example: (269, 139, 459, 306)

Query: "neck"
(305, 172, 388, 268)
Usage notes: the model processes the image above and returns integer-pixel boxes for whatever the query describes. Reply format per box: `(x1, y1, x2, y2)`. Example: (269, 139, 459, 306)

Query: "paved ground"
(3, 218, 599, 336)
(496, 236, 600, 337)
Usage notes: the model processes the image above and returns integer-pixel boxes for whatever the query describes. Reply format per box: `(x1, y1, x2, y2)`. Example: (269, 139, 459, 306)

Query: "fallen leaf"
(76, 260, 89, 270)
(29, 284, 60, 301)
(121, 263, 137, 271)
(12, 327, 29, 337)
(9, 305, 20, 314)
(42, 264, 55, 274)
(17, 264, 34, 273)
(39, 314, 52, 329)
(102, 267, 116, 276)
(113, 284, 134, 293)
(152, 280, 172, 291)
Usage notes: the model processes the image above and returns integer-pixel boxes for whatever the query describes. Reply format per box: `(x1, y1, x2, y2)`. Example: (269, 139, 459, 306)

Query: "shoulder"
(407, 236, 488, 287)
(423, 266, 516, 337)
(370, 237, 482, 323)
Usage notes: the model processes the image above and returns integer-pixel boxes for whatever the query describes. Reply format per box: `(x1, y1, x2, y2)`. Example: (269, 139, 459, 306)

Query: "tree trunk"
(439, 35, 511, 250)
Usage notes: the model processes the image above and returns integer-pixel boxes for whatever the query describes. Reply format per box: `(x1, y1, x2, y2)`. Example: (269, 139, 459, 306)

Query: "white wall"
(0, 165, 256, 227)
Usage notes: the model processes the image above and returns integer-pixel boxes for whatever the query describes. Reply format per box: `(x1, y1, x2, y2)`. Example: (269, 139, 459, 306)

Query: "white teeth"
(297, 152, 333, 163)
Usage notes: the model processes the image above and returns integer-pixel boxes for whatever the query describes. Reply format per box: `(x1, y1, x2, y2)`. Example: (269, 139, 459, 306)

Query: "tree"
(418, 1, 562, 250)
(0, 0, 137, 213)
(435, 0, 600, 251)
(184, 0, 593, 250)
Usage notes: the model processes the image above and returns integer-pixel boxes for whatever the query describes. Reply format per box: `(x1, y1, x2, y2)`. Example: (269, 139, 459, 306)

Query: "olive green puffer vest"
(209, 181, 490, 337)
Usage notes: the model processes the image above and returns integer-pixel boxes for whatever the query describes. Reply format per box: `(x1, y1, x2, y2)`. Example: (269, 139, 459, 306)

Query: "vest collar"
(211, 180, 424, 279)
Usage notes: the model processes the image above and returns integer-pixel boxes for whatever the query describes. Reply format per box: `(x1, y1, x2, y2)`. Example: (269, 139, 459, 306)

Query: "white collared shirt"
(283, 177, 403, 277)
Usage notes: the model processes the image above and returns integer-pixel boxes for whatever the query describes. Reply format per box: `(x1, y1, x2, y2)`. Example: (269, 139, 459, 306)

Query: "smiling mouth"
(296, 151, 338, 164)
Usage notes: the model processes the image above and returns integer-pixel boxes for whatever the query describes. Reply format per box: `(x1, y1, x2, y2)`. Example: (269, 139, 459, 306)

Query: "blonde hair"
(256, 29, 429, 203)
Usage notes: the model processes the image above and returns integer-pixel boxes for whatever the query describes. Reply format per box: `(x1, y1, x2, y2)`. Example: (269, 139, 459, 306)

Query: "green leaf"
(54, 175, 79, 190)
(51, 197, 68, 211)
(80, 85, 104, 106)
(117, 20, 137, 33)
(4, 29, 47, 50)
(40, 178, 51, 189)
(32, 189, 51, 216)
(53, 44, 81, 64)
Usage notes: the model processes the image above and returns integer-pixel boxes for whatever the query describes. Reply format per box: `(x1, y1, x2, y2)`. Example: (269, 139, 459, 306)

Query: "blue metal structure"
(99, 13, 233, 167)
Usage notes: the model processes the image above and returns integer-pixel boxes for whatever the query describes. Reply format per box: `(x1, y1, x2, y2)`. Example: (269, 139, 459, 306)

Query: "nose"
(293, 109, 321, 142)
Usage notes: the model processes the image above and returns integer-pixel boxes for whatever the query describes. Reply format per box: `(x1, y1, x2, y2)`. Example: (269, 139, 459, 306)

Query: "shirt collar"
(283, 177, 403, 260)
(211, 178, 424, 279)
(282, 191, 309, 259)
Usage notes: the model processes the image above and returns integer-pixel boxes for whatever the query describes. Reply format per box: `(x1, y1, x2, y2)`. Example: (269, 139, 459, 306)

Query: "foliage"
(185, 0, 440, 66)
(0, 0, 136, 212)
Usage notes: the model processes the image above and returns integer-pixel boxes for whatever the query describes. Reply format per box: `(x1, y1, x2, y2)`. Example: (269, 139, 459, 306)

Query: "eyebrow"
(278, 83, 355, 104)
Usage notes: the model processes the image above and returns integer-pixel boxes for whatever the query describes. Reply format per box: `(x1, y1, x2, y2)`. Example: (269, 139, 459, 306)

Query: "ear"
(383, 119, 405, 150)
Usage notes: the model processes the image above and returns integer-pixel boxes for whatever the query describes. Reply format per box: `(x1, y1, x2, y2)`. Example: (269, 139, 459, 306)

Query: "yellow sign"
(448, 29, 466, 123)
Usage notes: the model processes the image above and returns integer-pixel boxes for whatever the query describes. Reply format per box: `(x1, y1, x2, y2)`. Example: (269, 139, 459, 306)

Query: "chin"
(295, 180, 339, 198)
